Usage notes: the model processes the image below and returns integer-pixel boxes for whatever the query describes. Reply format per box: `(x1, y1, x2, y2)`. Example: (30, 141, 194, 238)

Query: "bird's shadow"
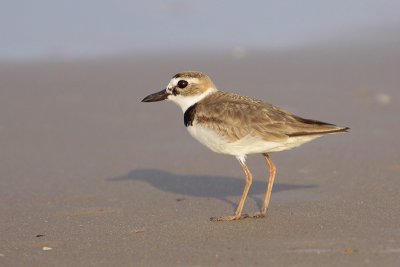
(107, 169, 317, 210)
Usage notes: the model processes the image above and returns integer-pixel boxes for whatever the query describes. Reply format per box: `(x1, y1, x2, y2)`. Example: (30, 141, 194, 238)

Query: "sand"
(1, 44, 399, 266)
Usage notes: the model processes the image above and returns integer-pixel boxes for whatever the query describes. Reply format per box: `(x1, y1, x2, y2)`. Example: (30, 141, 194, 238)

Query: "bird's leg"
(258, 153, 277, 216)
(234, 160, 253, 218)
(210, 158, 253, 221)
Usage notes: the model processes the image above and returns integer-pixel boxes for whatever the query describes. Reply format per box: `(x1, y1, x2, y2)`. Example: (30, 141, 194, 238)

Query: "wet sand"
(1, 44, 399, 266)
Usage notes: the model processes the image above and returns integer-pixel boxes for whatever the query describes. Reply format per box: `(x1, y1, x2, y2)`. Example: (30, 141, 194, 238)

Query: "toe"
(210, 213, 251, 221)
(210, 215, 236, 221)
(248, 212, 265, 218)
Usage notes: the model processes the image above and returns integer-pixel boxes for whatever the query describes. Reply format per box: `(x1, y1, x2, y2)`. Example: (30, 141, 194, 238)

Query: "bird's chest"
(186, 124, 230, 154)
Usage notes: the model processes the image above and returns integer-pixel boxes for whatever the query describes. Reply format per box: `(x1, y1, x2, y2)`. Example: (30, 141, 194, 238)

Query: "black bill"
(141, 89, 169, 102)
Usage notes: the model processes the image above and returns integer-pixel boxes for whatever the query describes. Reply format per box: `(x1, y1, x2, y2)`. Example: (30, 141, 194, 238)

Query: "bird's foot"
(210, 211, 267, 221)
(247, 211, 266, 219)
(210, 213, 250, 222)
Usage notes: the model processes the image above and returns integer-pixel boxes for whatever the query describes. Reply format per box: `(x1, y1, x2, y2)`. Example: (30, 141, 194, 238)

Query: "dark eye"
(177, 80, 188, 89)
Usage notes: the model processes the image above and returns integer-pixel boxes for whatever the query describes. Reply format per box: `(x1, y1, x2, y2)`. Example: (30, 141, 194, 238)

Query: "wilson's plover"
(142, 71, 349, 221)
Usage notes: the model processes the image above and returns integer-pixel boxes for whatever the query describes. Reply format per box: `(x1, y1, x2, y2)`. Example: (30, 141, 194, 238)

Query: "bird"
(142, 71, 349, 221)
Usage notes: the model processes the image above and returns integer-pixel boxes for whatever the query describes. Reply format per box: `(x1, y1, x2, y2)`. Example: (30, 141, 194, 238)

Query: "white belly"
(187, 124, 322, 157)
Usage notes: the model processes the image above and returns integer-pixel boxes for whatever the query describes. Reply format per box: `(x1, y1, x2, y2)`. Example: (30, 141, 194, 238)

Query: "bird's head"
(142, 71, 217, 111)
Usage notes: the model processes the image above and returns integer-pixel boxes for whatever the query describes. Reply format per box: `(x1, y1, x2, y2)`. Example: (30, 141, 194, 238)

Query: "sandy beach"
(1, 43, 399, 266)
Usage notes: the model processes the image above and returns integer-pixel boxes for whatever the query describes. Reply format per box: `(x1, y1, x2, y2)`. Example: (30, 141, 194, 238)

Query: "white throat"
(168, 88, 217, 112)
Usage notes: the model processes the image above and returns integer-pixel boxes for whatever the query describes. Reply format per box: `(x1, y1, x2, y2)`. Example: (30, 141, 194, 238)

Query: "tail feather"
(288, 115, 350, 137)
(288, 126, 349, 137)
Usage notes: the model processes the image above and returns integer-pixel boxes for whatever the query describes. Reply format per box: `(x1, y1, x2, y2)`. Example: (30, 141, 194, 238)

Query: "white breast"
(187, 124, 231, 154)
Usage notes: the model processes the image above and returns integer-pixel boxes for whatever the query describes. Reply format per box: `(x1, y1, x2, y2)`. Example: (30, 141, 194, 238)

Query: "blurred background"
(1, 1, 400, 266)
(1, 0, 400, 60)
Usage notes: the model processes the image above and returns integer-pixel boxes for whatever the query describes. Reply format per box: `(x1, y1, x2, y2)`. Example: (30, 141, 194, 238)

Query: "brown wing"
(194, 91, 348, 142)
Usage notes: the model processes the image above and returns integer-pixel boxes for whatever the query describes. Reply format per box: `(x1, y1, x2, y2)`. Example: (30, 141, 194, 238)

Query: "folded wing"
(195, 91, 349, 143)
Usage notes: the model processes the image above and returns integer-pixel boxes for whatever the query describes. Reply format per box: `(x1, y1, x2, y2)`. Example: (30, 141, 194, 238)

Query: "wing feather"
(194, 91, 347, 143)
